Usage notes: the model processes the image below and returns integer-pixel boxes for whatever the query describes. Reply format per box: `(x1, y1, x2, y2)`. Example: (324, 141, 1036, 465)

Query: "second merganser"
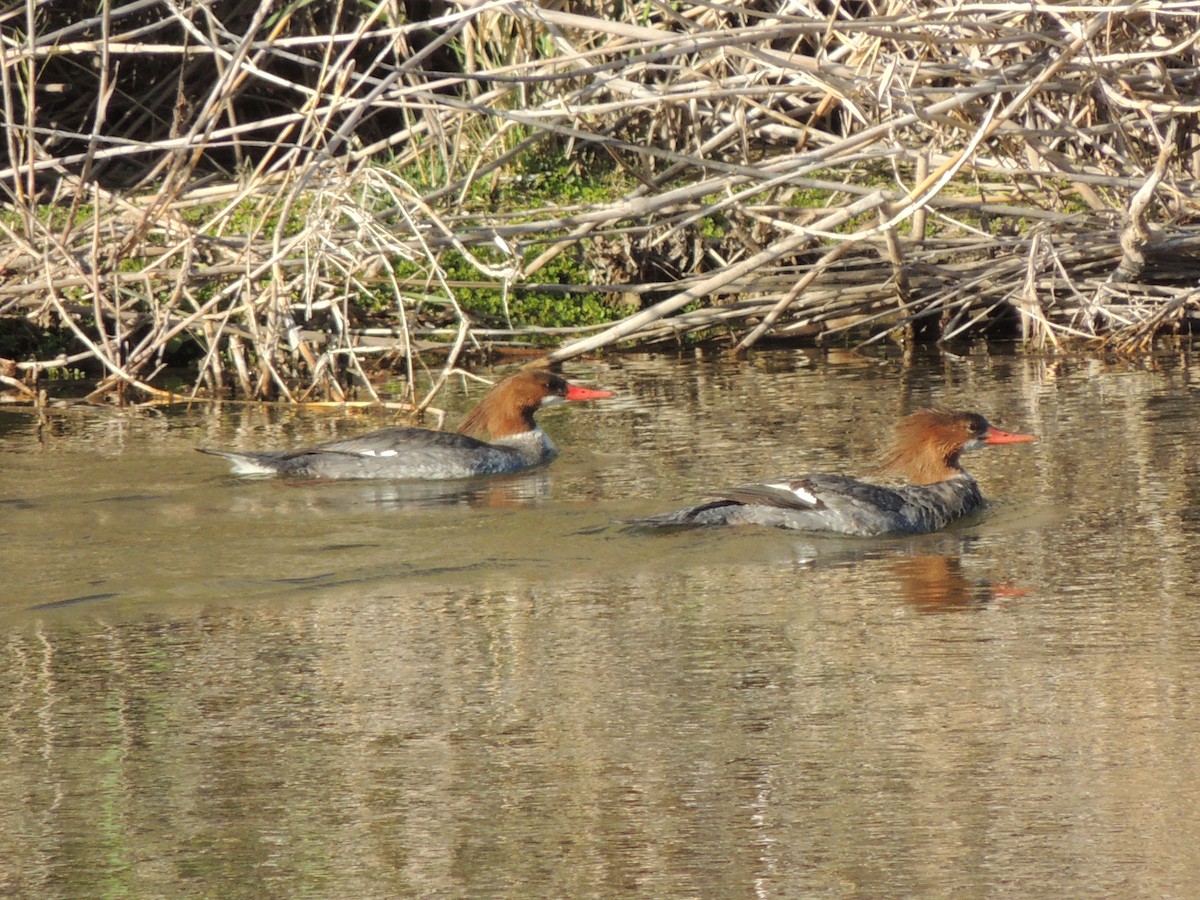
(198, 370, 614, 480)
(625, 410, 1035, 536)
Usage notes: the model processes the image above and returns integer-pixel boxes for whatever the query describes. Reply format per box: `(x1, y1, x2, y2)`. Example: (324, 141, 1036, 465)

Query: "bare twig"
(1, 0, 1198, 403)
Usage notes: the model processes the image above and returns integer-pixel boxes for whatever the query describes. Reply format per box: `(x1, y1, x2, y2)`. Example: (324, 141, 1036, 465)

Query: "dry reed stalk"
(1, 0, 1198, 405)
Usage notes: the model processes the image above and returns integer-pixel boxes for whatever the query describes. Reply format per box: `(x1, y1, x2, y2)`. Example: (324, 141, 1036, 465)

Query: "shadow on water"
(26, 592, 122, 612)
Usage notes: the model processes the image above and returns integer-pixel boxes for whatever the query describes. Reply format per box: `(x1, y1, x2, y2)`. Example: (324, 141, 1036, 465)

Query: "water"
(3, 348, 1200, 897)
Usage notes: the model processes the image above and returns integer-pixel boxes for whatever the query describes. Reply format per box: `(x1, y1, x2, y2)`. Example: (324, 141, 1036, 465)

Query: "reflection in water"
(4, 351, 1200, 896)
(27, 592, 122, 612)
(762, 534, 1017, 612)
(891, 553, 990, 611)
(222, 469, 555, 513)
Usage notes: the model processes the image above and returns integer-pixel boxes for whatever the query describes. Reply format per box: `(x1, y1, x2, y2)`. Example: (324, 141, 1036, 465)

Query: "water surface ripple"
(2, 349, 1199, 897)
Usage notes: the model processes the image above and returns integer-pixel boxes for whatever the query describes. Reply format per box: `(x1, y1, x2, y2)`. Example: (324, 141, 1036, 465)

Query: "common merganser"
(198, 371, 614, 480)
(625, 410, 1035, 536)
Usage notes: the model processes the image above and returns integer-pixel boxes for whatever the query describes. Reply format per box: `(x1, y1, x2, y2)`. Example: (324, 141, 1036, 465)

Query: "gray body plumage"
(627, 472, 984, 536)
(199, 426, 556, 480)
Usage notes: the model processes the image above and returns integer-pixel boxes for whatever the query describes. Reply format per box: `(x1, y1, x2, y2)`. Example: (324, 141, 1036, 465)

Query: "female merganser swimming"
(199, 370, 614, 480)
(625, 410, 1035, 536)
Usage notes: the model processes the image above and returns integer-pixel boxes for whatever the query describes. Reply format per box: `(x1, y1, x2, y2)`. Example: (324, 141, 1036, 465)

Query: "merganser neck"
(880, 410, 978, 484)
(457, 371, 571, 439)
(457, 393, 537, 439)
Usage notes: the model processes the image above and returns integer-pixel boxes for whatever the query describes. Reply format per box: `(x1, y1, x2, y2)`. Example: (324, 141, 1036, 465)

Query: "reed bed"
(1, 0, 1198, 403)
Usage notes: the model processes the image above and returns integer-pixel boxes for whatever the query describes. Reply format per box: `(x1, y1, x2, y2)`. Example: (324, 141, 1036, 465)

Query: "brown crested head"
(456, 371, 613, 438)
(879, 409, 1034, 485)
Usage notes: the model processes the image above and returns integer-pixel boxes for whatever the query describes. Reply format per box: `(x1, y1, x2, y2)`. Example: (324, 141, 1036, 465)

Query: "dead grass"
(2, 0, 1199, 403)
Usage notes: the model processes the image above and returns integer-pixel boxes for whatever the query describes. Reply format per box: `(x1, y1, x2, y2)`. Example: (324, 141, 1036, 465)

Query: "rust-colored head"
(879, 410, 1035, 485)
(456, 371, 614, 438)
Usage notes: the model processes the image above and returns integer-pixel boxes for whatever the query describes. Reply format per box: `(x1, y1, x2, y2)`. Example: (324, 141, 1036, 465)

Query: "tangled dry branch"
(1, 0, 1199, 403)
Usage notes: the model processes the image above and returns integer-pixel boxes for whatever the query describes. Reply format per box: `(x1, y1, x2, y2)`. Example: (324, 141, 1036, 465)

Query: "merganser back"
(625, 410, 1035, 536)
(198, 370, 614, 480)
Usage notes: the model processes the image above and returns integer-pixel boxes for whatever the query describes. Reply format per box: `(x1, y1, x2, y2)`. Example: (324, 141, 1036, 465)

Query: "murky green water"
(3, 348, 1200, 897)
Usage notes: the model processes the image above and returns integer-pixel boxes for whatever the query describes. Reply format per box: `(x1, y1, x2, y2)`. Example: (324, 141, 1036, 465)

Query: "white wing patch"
(358, 449, 399, 457)
(227, 457, 281, 477)
(769, 481, 816, 506)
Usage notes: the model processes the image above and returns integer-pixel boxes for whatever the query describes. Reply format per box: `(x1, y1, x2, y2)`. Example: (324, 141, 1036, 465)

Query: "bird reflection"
(222, 470, 554, 514)
(777, 534, 1027, 612)
(891, 553, 990, 611)
(324, 471, 553, 510)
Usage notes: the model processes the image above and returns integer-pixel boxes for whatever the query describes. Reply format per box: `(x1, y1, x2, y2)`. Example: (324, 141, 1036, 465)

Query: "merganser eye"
(964, 413, 989, 435)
